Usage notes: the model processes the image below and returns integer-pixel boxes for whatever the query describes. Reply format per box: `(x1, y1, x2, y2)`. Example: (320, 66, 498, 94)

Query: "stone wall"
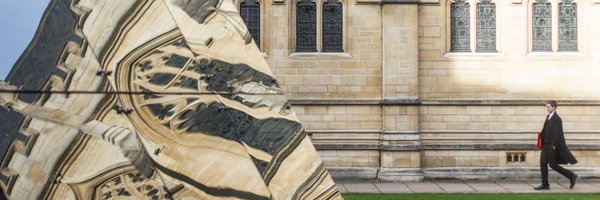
(4, 1, 600, 198)
(269, 0, 382, 100)
(418, 0, 600, 100)
(265, 0, 600, 181)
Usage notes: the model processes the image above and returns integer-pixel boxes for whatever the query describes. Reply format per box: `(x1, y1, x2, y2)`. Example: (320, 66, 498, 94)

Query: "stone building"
(0, 0, 341, 199)
(2, 0, 600, 199)
(256, 0, 600, 181)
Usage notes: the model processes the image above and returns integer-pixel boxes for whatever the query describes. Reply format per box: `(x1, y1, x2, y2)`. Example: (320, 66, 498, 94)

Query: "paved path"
(336, 180, 600, 193)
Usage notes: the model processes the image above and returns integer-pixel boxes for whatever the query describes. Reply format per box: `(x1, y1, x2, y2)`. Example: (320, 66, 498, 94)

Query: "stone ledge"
(423, 167, 600, 180)
(380, 144, 422, 151)
(381, 99, 421, 105)
(327, 167, 378, 181)
(378, 168, 424, 181)
(288, 52, 351, 58)
(315, 144, 380, 150)
(290, 99, 380, 105)
(315, 144, 422, 151)
(328, 166, 600, 181)
(290, 99, 600, 106)
(290, 99, 421, 105)
(422, 143, 600, 150)
(421, 100, 600, 106)
(313, 143, 600, 150)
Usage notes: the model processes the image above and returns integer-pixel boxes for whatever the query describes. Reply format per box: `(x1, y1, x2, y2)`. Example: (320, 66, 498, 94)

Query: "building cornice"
(313, 143, 600, 151)
(289, 99, 600, 106)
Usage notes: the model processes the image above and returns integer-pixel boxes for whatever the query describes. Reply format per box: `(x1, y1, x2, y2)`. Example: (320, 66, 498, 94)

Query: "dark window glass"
(322, 1, 343, 52)
(450, 0, 471, 52)
(476, 0, 496, 52)
(559, 0, 577, 51)
(296, 0, 317, 52)
(240, 0, 260, 48)
(532, 0, 552, 51)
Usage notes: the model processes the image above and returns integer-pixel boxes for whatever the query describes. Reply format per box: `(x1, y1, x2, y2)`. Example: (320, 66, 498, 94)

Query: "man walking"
(535, 100, 578, 190)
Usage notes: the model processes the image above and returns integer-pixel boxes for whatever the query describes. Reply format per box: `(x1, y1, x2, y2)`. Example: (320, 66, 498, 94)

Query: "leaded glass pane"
(476, 0, 496, 52)
(451, 0, 470, 52)
(559, 0, 577, 51)
(532, 0, 552, 52)
(240, 0, 260, 48)
(296, 0, 317, 52)
(322, 1, 343, 52)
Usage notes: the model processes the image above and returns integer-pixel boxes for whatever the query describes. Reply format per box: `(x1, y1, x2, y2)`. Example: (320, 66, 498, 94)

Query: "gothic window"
(296, 0, 317, 52)
(96, 172, 167, 200)
(295, 0, 344, 53)
(322, 0, 343, 52)
(558, 0, 577, 51)
(449, 0, 498, 53)
(532, 0, 552, 51)
(240, 0, 261, 48)
(530, 0, 578, 52)
(450, 0, 470, 52)
(476, 0, 496, 52)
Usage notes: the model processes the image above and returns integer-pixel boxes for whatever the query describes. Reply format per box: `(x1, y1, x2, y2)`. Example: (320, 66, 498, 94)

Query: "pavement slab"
(495, 181, 532, 189)
(335, 184, 347, 193)
(435, 181, 476, 193)
(373, 182, 413, 193)
(343, 183, 380, 193)
(404, 181, 444, 193)
(339, 180, 600, 193)
(466, 181, 509, 192)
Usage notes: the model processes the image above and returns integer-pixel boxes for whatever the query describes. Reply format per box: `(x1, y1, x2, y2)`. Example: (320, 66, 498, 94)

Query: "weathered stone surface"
(0, 0, 340, 199)
(3, 0, 600, 196)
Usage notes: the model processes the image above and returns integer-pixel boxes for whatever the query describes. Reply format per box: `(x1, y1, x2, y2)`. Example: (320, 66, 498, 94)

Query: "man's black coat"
(541, 113, 577, 165)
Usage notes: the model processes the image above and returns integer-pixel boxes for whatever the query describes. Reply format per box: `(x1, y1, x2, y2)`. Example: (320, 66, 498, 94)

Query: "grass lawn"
(343, 193, 600, 200)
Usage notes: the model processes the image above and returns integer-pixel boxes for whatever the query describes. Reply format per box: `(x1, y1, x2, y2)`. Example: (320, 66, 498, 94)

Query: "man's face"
(546, 104, 556, 114)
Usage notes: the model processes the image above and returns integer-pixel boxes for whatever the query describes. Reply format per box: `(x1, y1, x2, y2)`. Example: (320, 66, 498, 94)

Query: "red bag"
(537, 132, 542, 150)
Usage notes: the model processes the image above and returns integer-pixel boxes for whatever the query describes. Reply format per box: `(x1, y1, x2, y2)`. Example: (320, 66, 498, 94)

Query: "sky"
(0, 0, 51, 80)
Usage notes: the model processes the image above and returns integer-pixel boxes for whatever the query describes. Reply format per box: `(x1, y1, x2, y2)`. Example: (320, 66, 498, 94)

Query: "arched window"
(296, 0, 317, 52)
(240, 0, 261, 48)
(532, 0, 552, 52)
(450, 0, 470, 52)
(558, 0, 577, 51)
(476, 0, 496, 52)
(322, 0, 343, 52)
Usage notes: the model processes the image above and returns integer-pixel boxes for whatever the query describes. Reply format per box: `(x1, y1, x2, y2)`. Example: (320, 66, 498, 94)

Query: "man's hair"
(546, 100, 558, 108)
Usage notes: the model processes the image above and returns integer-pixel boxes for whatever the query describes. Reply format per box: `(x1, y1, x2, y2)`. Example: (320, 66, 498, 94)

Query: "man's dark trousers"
(540, 145, 575, 186)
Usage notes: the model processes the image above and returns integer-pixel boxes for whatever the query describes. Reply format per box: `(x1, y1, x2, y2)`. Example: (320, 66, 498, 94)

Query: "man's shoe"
(570, 174, 578, 189)
(534, 184, 550, 190)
